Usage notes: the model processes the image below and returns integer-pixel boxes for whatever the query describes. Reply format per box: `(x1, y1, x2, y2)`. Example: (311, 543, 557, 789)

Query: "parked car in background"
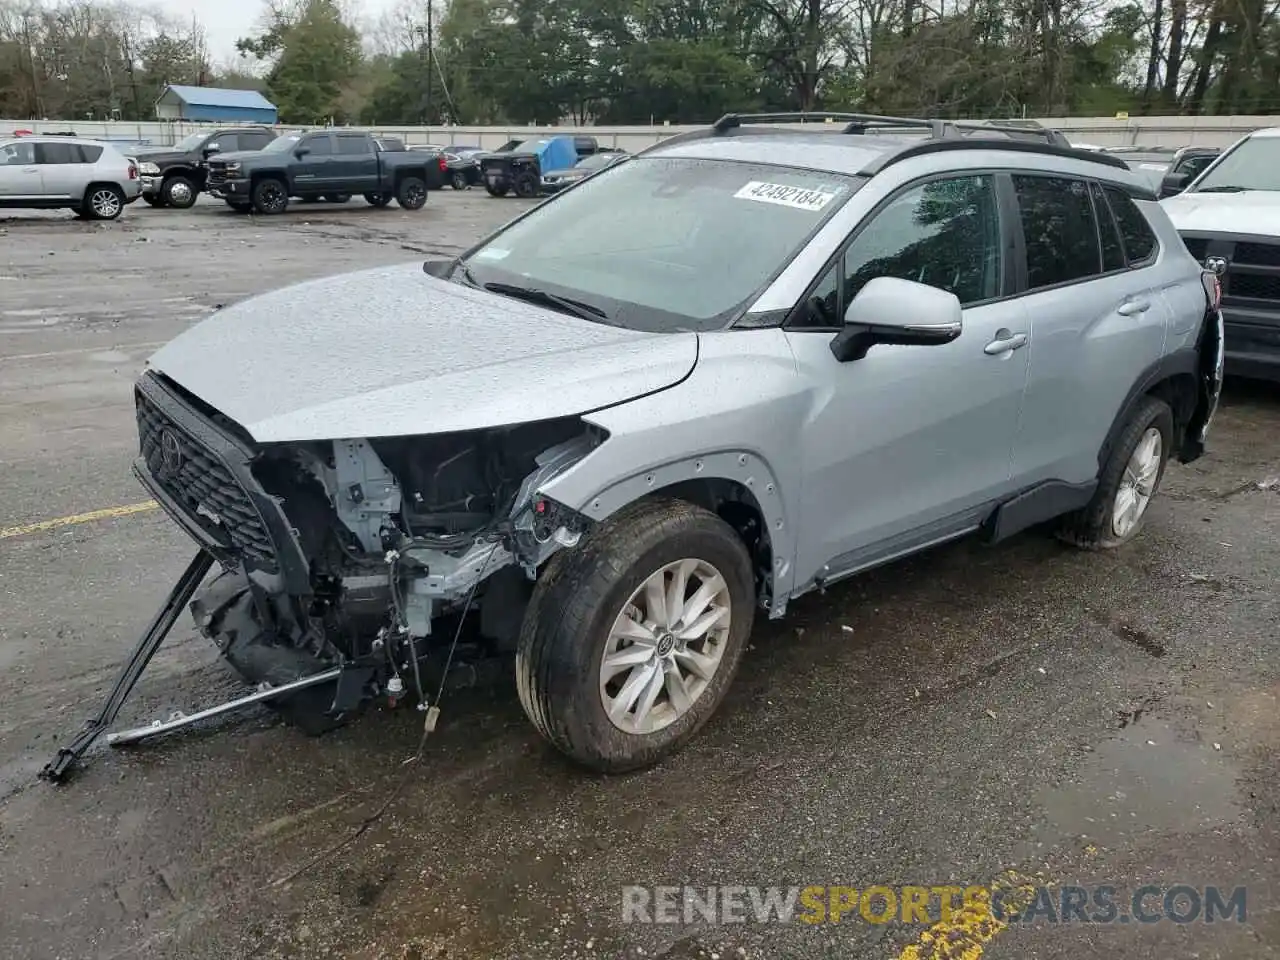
(0, 136, 140, 220)
(135, 126, 276, 209)
(1163, 127, 1280, 381)
(375, 136, 407, 152)
(443, 147, 487, 189)
(205, 130, 432, 214)
(1158, 146, 1222, 198)
(1098, 146, 1180, 192)
(407, 144, 451, 190)
(481, 135, 579, 197)
(540, 150, 628, 193)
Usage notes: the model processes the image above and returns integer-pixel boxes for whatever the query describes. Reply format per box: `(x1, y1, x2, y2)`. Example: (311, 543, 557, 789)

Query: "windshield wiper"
(483, 282, 611, 323)
(1196, 185, 1249, 193)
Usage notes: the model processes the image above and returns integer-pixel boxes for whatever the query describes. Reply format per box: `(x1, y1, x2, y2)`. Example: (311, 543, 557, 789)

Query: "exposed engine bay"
(136, 371, 603, 723)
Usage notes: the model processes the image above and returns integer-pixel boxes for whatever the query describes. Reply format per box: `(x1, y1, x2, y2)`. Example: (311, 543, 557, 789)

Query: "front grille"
(1179, 232, 1280, 308)
(207, 164, 228, 185)
(136, 387, 276, 568)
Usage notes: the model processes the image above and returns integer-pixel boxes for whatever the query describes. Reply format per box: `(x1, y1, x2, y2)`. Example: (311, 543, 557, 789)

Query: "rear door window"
(35, 142, 80, 164)
(1012, 175, 1102, 289)
(336, 135, 373, 155)
(1091, 182, 1126, 273)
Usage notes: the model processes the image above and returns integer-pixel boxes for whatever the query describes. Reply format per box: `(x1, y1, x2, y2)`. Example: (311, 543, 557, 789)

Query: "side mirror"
(422, 258, 453, 279)
(202, 143, 221, 157)
(1159, 170, 1190, 198)
(830, 276, 963, 363)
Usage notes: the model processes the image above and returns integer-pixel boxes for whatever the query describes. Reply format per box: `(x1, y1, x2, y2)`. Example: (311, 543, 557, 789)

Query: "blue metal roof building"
(154, 85, 278, 124)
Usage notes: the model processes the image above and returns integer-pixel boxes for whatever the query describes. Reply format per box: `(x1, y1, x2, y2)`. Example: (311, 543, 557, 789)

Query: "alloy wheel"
(90, 189, 121, 218)
(1112, 426, 1162, 538)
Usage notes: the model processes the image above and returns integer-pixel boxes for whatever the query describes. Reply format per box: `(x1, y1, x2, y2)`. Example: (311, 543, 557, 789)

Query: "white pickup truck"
(1162, 127, 1280, 381)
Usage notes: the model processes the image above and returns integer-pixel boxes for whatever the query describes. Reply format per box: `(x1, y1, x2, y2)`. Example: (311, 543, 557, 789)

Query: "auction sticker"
(734, 181, 838, 211)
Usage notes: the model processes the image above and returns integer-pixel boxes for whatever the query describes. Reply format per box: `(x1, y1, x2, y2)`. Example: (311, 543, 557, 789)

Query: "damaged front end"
(138, 371, 602, 724)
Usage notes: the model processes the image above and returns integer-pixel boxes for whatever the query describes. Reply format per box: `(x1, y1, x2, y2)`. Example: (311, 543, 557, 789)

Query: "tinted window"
(302, 136, 332, 157)
(1177, 153, 1216, 179)
(242, 132, 273, 150)
(35, 141, 82, 164)
(209, 133, 239, 153)
(1013, 175, 1100, 289)
(78, 144, 102, 162)
(1103, 187, 1158, 265)
(0, 141, 35, 165)
(845, 174, 1002, 306)
(1091, 182, 1126, 272)
(337, 136, 371, 155)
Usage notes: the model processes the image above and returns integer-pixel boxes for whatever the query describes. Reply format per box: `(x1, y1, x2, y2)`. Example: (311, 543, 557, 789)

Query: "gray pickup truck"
(206, 130, 431, 214)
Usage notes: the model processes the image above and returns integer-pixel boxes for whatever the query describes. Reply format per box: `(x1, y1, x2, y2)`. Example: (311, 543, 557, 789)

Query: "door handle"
(1116, 298, 1151, 316)
(984, 331, 1028, 356)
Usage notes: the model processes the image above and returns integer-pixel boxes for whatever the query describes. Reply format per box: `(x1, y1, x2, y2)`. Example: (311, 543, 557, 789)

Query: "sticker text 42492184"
(734, 181, 839, 212)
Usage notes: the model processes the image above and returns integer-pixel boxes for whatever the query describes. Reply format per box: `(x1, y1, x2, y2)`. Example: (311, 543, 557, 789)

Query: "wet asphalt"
(0, 191, 1278, 960)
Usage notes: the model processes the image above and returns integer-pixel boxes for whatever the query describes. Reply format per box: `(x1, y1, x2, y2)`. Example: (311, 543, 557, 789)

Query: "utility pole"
(425, 0, 434, 126)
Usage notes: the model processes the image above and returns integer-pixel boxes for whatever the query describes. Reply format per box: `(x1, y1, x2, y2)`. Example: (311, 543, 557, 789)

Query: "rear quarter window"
(1103, 187, 1159, 265)
(77, 144, 103, 163)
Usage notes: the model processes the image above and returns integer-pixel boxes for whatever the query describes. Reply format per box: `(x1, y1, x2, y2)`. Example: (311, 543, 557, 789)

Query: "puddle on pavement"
(1037, 716, 1242, 847)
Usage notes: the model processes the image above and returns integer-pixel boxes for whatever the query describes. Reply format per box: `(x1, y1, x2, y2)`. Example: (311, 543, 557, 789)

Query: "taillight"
(438, 157, 447, 172)
(128, 163, 137, 180)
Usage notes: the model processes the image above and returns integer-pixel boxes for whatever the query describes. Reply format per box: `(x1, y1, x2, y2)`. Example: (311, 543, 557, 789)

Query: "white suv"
(0, 136, 141, 220)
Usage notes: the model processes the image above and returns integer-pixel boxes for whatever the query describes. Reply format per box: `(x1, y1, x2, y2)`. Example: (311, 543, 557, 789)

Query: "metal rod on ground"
(107, 668, 343, 746)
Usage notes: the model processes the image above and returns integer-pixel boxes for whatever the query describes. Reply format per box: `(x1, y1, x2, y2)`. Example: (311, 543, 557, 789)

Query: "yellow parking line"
(894, 871, 1040, 960)
(0, 500, 159, 540)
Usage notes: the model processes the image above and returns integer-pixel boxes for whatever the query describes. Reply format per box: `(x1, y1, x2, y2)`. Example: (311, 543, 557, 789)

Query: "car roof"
(1247, 127, 1280, 139)
(639, 112, 1151, 195)
(4, 135, 116, 148)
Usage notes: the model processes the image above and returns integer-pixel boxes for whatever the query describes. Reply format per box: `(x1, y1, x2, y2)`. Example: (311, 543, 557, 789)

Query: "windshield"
(173, 132, 206, 152)
(1192, 136, 1280, 192)
(262, 134, 302, 153)
(462, 157, 860, 332)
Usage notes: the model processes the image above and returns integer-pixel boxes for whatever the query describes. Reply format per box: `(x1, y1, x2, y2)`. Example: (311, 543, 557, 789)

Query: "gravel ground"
(1, 191, 1278, 960)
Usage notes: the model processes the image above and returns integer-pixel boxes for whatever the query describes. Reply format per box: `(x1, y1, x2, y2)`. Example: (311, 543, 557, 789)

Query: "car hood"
(145, 263, 698, 443)
(1162, 190, 1280, 237)
(209, 149, 268, 163)
(133, 148, 187, 163)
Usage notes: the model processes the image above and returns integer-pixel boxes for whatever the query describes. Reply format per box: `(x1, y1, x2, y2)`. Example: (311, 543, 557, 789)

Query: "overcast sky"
(193, 0, 397, 64)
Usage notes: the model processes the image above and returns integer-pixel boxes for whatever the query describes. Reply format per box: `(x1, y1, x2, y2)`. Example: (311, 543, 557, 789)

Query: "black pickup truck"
(135, 126, 277, 208)
(206, 130, 432, 214)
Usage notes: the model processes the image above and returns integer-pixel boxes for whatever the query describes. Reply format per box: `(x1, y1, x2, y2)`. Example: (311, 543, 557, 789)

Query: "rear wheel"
(162, 175, 197, 209)
(513, 172, 539, 198)
(485, 179, 509, 197)
(252, 178, 288, 215)
(84, 184, 125, 220)
(323, 193, 351, 203)
(225, 200, 252, 213)
(516, 499, 755, 773)
(451, 171, 468, 190)
(396, 176, 427, 210)
(364, 192, 392, 207)
(1059, 395, 1173, 549)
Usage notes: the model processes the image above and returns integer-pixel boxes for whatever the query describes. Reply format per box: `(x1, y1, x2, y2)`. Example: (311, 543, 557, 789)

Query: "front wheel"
(363, 192, 392, 208)
(396, 176, 427, 210)
(484, 179, 509, 197)
(252, 178, 288, 215)
(513, 173, 539, 198)
(516, 499, 755, 773)
(1059, 395, 1173, 549)
(162, 175, 197, 209)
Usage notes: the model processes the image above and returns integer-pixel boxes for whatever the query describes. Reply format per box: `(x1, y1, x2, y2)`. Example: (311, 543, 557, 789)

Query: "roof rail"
(865, 137, 1135, 175)
(712, 111, 951, 138)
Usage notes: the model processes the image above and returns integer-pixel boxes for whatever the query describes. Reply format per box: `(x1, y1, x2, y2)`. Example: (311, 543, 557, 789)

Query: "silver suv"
(0, 136, 141, 220)
(112, 113, 1225, 773)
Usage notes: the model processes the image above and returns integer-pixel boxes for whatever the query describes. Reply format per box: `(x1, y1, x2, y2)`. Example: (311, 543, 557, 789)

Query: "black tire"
(516, 499, 756, 773)
(363, 192, 392, 207)
(513, 173, 539, 198)
(83, 184, 125, 220)
(225, 200, 252, 213)
(142, 195, 165, 207)
(252, 178, 288, 215)
(299, 196, 320, 203)
(162, 175, 197, 209)
(1058, 395, 1174, 550)
(485, 180, 509, 197)
(396, 176, 427, 210)
(323, 193, 351, 203)
(451, 171, 468, 190)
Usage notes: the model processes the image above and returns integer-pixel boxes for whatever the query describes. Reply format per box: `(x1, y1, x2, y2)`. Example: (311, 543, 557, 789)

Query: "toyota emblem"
(159, 429, 183, 473)
(1204, 255, 1229, 277)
